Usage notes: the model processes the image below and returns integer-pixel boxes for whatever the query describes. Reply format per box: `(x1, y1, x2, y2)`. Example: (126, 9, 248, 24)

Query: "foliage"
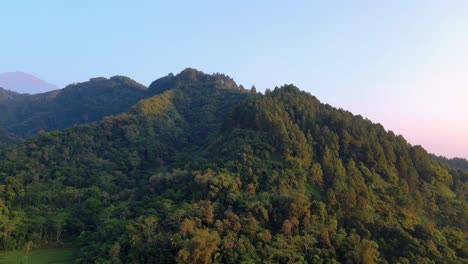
(0, 76, 148, 136)
(432, 154, 468, 172)
(0, 248, 78, 264)
(0, 69, 466, 263)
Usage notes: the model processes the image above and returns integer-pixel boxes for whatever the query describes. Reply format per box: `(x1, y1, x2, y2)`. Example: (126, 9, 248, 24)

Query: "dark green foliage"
(0, 76, 148, 136)
(0, 87, 21, 101)
(432, 154, 468, 172)
(0, 70, 466, 263)
(0, 129, 16, 152)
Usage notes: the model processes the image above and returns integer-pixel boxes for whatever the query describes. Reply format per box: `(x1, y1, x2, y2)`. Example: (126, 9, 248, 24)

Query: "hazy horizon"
(1, 0, 467, 159)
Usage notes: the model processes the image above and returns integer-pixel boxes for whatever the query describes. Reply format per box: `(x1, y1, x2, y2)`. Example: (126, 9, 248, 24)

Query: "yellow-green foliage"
(131, 90, 176, 116)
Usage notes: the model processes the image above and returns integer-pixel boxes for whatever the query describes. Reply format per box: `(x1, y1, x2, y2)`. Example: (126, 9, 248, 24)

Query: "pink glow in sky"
(377, 38, 467, 159)
(332, 37, 468, 159)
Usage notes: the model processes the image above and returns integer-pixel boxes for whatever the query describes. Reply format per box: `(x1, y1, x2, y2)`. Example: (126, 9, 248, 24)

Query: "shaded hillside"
(0, 76, 148, 136)
(0, 70, 466, 263)
(0, 129, 15, 150)
(0, 87, 22, 102)
(432, 154, 468, 172)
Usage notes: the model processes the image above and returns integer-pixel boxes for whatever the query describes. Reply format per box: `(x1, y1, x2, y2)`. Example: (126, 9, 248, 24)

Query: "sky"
(1, 0, 467, 159)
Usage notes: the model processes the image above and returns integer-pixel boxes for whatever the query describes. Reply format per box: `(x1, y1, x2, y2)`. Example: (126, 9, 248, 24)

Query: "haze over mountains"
(0, 71, 57, 94)
(0, 69, 466, 263)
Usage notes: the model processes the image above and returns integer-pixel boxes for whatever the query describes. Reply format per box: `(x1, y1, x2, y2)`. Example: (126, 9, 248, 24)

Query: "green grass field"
(0, 248, 78, 264)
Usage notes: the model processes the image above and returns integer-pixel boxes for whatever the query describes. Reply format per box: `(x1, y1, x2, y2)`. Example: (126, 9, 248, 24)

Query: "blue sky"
(1, 0, 467, 158)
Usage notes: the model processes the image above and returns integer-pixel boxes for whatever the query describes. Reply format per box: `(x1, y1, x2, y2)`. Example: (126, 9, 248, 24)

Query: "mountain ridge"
(0, 87, 22, 101)
(0, 75, 149, 136)
(0, 68, 247, 137)
(0, 69, 465, 263)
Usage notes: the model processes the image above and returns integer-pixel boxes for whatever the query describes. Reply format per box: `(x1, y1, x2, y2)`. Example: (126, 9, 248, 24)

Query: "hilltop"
(0, 69, 466, 263)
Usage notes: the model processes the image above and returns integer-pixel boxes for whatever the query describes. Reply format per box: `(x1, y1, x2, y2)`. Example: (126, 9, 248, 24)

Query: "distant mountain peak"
(0, 71, 58, 94)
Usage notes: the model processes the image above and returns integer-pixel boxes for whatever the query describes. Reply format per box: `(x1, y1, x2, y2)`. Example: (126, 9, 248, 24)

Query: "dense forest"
(0, 87, 21, 101)
(0, 69, 466, 263)
(0, 76, 149, 137)
(431, 155, 468, 172)
(0, 128, 14, 151)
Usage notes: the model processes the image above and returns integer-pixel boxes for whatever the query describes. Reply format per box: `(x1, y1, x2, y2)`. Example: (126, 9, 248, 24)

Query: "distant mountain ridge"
(0, 69, 245, 137)
(0, 75, 150, 136)
(0, 71, 58, 94)
(431, 154, 468, 172)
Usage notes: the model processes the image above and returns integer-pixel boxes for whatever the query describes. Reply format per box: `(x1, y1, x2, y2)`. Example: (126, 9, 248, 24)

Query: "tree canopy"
(0, 69, 466, 263)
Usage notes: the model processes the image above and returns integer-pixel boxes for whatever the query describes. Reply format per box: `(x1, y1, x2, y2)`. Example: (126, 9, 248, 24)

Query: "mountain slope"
(432, 154, 468, 172)
(0, 70, 466, 263)
(0, 72, 57, 94)
(0, 87, 22, 101)
(0, 76, 149, 136)
(0, 128, 14, 150)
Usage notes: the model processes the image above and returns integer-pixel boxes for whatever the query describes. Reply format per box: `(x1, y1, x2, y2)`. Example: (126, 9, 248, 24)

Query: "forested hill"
(0, 128, 14, 150)
(432, 154, 468, 172)
(0, 87, 21, 101)
(0, 76, 148, 136)
(0, 69, 466, 263)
